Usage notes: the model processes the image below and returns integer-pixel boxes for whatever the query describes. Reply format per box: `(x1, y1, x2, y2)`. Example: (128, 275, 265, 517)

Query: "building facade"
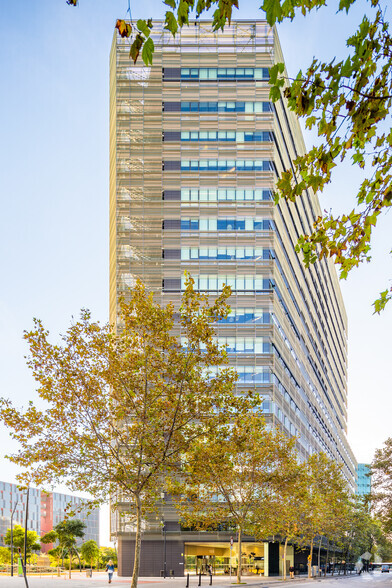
(109, 20, 357, 576)
(0, 482, 99, 549)
(356, 464, 371, 497)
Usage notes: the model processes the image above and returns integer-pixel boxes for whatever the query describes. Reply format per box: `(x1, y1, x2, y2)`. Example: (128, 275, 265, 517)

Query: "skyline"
(0, 0, 391, 544)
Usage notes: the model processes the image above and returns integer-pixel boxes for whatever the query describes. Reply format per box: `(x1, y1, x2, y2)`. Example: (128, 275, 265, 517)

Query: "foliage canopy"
(0, 277, 253, 588)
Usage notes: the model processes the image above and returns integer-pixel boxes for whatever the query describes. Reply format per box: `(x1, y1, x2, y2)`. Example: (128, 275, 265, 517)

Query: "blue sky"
(0, 0, 391, 543)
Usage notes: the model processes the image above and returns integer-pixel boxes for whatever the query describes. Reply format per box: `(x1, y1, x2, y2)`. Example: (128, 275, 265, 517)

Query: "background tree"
(42, 519, 86, 578)
(91, 0, 392, 310)
(266, 463, 308, 580)
(172, 412, 297, 583)
(81, 540, 99, 573)
(0, 276, 252, 588)
(297, 453, 350, 577)
(372, 438, 392, 531)
(4, 525, 40, 558)
(99, 546, 117, 568)
(0, 546, 11, 565)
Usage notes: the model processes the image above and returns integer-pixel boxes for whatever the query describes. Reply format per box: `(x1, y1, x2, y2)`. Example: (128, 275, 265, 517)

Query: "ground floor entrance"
(184, 541, 293, 577)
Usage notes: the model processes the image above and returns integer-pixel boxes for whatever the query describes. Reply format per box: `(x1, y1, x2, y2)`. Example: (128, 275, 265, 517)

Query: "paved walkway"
(0, 571, 363, 588)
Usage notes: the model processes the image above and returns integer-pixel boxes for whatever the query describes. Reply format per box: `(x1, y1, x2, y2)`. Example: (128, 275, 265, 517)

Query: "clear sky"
(0, 0, 391, 545)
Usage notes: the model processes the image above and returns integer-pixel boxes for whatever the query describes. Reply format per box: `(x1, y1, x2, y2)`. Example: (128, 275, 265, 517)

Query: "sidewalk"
(0, 571, 361, 588)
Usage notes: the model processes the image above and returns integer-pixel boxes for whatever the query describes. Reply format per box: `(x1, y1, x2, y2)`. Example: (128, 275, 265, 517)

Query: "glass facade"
(0, 482, 99, 547)
(356, 463, 371, 496)
(110, 19, 357, 576)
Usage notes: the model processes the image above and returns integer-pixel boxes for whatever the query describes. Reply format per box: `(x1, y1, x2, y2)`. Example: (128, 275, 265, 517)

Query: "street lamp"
(10, 497, 19, 576)
(161, 492, 167, 579)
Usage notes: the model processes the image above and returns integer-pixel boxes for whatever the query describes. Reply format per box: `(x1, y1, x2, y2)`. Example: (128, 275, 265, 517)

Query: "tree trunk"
(317, 537, 322, 576)
(308, 538, 314, 578)
(283, 537, 288, 581)
(332, 547, 335, 576)
(69, 553, 72, 579)
(324, 540, 329, 577)
(76, 550, 82, 572)
(131, 494, 143, 588)
(237, 527, 242, 584)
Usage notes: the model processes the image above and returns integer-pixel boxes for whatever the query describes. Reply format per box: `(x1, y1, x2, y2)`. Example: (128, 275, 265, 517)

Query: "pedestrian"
(208, 564, 213, 577)
(106, 559, 115, 584)
(289, 565, 295, 579)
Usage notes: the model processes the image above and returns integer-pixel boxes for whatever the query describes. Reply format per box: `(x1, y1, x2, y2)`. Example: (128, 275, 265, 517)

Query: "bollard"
(198, 571, 201, 586)
(186, 573, 189, 588)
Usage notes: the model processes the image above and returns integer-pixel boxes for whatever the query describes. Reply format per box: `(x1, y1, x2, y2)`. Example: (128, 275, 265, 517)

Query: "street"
(0, 571, 390, 588)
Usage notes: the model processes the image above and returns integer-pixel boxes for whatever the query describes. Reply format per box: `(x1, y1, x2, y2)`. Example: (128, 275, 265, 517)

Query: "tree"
(266, 463, 308, 580)
(172, 412, 297, 583)
(371, 437, 392, 531)
(81, 0, 391, 311)
(0, 546, 11, 565)
(4, 525, 40, 558)
(42, 519, 86, 578)
(266, 0, 392, 312)
(99, 546, 117, 567)
(0, 276, 252, 588)
(81, 540, 100, 573)
(306, 453, 350, 577)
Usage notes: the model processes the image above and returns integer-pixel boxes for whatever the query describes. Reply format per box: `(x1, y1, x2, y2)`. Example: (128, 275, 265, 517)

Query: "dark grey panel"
(163, 131, 181, 142)
(163, 190, 181, 201)
(163, 102, 181, 112)
(163, 160, 181, 171)
(163, 278, 181, 291)
(163, 68, 181, 80)
(162, 219, 181, 230)
(163, 249, 181, 260)
(118, 538, 184, 577)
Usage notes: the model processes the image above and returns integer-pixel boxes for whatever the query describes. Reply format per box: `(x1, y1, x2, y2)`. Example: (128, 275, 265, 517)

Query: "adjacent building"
(356, 463, 371, 497)
(0, 482, 99, 549)
(109, 20, 357, 576)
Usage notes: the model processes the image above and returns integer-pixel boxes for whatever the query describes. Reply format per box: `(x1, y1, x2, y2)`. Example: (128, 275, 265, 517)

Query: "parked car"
(381, 564, 389, 573)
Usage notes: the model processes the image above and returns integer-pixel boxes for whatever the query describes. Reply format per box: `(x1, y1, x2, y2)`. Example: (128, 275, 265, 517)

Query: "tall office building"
(110, 21, 357, 576)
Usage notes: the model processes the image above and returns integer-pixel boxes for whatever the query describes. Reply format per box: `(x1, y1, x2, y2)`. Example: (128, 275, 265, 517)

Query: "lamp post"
(10, 497, 18, 576)
(22, 487, 29, 588)
(162, 521, 167, 578)
(161, 492, 167, 578)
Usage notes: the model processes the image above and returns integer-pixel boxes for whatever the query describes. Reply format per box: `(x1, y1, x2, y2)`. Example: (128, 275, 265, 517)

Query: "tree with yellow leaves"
(0, 276, 254, 588)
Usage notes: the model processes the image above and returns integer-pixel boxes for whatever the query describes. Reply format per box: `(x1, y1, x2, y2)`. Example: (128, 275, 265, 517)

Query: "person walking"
(106, 559, 115, 584)
(289, 565, 295, 579)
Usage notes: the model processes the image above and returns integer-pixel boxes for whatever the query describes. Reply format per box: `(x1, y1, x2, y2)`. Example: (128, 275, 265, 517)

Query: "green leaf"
(137, 19, 151, 38)
(269, 85, 281, 102)
(164, 0, 177, 8)
(269, 62, 284, 85)
(262, 0, 283, 26)
(142, 37, 154, 66)
(177, 0, 190, 25)
(164, 11, 178, 35)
